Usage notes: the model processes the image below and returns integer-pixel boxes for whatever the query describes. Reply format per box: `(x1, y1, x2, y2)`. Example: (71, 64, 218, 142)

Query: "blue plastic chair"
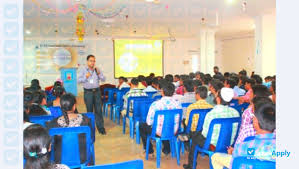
(49, 106, 63, 118)
(230, 103, 250, 116)
(103, 88, 117, 118)
(153, 95, 162, 100)
(230, 99, 239, 106)
(231, 156, 276, 169)
(146, 109, 183, 168)
(146, 91, 157, 98)
(49, 126, 93, 169)
(81, 159, 144, 169)
(179, 108, 212, 155)
(133, 99, 155, 144)
(82, 112, 96, 165)
(112, 89, 127, 125)
(123, 96, 148, 137)
(29, 115, 55, 127)
(182, 103, 192, 108)
(192, 117, 241, 169)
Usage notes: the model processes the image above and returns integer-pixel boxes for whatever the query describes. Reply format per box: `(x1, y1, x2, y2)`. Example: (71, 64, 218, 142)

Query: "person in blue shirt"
(78, 55, 106, 135)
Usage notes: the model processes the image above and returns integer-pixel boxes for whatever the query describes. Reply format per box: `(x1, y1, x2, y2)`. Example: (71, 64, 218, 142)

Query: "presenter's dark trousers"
(84, 88, 104, 131)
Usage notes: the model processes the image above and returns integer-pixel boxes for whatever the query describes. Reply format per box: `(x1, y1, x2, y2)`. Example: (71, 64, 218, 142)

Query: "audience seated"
(117, 76, 130, 89)
(192, 80, 202, 92)
(269, 80, 276, 104)
(231, 75, 246, 96)
(139, 82, 182, 156)
(152, 79, 167, 99)
(46, 93, 93, 164)
(173, 74, 180, 89)
(29, 91, 51, 116)
(121, 78, 147, 117)
(137, 75, 147, 89)
(211, 102, 276, 169)
(176, 75, 189, 95)
(179, 79, 196, 117)
(183, 87, 240, 169)
(224, 78, 238, 98)
(206, 79, 223, 106)
(143, 77, 157, 92)
(236, 78, 255, 104)
(24, 124, 70, 169)
(47, 86, 65, 107)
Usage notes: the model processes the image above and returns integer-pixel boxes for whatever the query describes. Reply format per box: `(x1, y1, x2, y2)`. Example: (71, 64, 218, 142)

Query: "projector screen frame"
(113, 39, 164, 79)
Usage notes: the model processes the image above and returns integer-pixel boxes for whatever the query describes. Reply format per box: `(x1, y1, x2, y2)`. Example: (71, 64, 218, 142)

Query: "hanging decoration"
(242, 1, 247, 12)
(76, 11, 85, 42)
(31, 0, 128, 19)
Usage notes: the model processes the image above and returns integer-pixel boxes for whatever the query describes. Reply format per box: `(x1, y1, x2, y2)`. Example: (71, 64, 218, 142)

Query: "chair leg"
(181, 141, 185, 155)
(112, 106, 116, 123)
(129, 117, 134, 139)
(170, 140, 175, 158)
(156, 139, 161, 168)
(122, 117, 126, 134)
(136, 121, 140, 144)
(146, 137, 150, 160)
(117, 108, 120, 125)
(193, 146, 198, 169)
(175, 139, 180, 166)
(110, 104, 113, 120)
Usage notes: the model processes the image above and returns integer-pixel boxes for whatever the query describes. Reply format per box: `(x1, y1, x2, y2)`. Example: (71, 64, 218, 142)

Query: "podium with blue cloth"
(61, 68, 78, 96)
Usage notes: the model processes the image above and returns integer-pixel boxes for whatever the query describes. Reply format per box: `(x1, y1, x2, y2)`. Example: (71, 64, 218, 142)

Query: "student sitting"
(176, 75, 189, 95)
(139, 82, 182, 156)
(118, 76, 130, 90)
(211, 103, 276, 169)
(236, 78, 255, 104)
(137, 75, 147, 89)
(206, 79, 224, 106)
(47, 86, 65, 107)
(269, 80, 276, 104)
(24, 124, 70, 169)
(29, 91, 51, 116)
(231, 75, 246, 96)
(164, 74, 174, 83)
(183, 87, 240, 169)
(179, 86, 213, 150)
(173, 74, 180, 89)
(224, 78, 238, 98)
(121, 78, 148, 117)
(151, 79, 166, 99)
(192, 80, 202, 92)
(180, 80, 196, 117)
(143, 77, 157, 92)
(46, 93, 93, 164)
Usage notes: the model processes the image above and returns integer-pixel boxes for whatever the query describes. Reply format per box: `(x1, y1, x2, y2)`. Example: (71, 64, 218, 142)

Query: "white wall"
(219, 36, 255, 74)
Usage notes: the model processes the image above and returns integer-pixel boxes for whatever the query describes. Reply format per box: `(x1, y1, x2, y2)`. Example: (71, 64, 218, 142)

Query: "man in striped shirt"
(184, 87, 240, 169)
(121, 78, 147, 117)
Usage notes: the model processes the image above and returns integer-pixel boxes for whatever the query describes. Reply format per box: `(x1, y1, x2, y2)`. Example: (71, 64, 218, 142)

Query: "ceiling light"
(25, 30, 31, 34)
(227, 0, 235, 4)
(145, 0, 155, 2)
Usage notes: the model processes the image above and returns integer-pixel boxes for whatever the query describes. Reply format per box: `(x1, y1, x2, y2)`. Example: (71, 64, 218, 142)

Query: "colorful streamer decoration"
(31, 0, 127, 19)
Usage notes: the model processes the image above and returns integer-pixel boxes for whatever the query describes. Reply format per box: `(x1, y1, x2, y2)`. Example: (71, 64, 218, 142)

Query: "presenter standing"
(78, 55, 106, 135)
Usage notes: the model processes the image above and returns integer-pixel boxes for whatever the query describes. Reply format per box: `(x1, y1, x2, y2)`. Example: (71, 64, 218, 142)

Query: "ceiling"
(24, 0, 276, 40)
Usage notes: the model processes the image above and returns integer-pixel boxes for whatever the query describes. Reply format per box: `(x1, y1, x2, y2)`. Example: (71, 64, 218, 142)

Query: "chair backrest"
(82, 112, 95, 142)
(203, 117, 241, 153)
(49, 126, 92, 168)
(126, 96, 149, 117)
(103, 87, 116, 102)
(115, 90, 126, 108)
(182, 103, 192, 108)
(151, 109, 183, 139)
(81, 159, 144, 169)
(232, 156, 276, 169)
(230, 99, 239, 106)
(49, 106, 63, 118)
(29, 115, 55, 127)
(121, 87, 130, 94)
(153, 95, 162, 100)
(133, 99, 154, 122)
(230, 103, 250, 116)
(107, 88, 117, 103)
(146, 91, 157, 98)
(185, 108, 212, 133)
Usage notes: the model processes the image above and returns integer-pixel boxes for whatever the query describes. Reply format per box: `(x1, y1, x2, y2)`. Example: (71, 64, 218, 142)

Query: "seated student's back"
(29, 91, 50, 116)
(24, 124, 70, 169)
(46, 93, 93, 164)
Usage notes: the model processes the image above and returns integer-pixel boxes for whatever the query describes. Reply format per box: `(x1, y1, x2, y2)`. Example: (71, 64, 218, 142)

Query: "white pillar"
(199, 27, 216, 74)
(254, 12, 276, 78)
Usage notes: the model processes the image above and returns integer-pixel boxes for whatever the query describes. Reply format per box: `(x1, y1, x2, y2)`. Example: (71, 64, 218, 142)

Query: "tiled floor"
(76, 94, 210, 169)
